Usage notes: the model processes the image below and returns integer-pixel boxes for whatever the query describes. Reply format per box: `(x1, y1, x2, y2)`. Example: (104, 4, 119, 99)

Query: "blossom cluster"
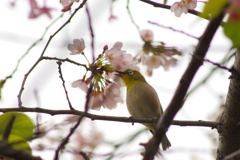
(69, 39, 139, 110)
(140, 30, 182, 76)
(170, 0, 197, 17)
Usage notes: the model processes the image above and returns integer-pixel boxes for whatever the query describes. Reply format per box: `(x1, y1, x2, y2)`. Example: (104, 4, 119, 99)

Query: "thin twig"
(85, 3, 95, 62)
(53, 117, 81, 160)
(185, 52, 235, 100)
(148, 21, 199, 39)
(17, 0, 88, 107)
(0, 107, 220, 129)
(56, 61, 74, 110)
(42, 56, 88, 70)
(126, 0, 143, 40)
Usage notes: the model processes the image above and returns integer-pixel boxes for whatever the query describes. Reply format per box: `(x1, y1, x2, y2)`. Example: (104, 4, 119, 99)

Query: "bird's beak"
(115, 70, 125, 77)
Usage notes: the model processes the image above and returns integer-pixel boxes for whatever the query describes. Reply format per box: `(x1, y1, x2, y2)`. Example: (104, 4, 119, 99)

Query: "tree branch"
(56, 61, 74, 110)
(143, 6, 226, 160)
(0, 108, 219, 128)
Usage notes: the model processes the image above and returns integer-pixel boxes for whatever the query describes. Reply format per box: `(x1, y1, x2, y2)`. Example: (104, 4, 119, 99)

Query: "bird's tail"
(162, 135, 171, 151)
(149, 130, 171, 151)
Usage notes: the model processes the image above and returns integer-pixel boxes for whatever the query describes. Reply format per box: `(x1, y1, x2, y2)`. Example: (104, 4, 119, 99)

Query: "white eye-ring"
(128, 71, 134, 75)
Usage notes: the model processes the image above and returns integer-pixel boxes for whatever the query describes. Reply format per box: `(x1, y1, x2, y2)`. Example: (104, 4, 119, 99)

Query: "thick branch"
(143, 7, 226, 160)
(0, 108, 219, 128)
(0, 141, 42, 160)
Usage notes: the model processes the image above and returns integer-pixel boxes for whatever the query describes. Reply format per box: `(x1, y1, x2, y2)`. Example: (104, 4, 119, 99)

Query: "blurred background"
(0, 0, 233, 159)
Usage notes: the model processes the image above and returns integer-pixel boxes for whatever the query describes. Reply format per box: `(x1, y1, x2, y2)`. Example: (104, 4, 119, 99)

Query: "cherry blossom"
(171, 2, 188, 17)
(141, 30, 154, 42)
(105, 42, 139, 71)
(68, 39, 86, 55)
(142, 54, 177, 76)
(185, 0, 197, 10)
(102, 82, 123, 109)
(71, 79, 88, 93)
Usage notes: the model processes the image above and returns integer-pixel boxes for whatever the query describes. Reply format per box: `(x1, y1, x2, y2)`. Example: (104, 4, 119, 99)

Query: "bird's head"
(115, 69, 146, 88)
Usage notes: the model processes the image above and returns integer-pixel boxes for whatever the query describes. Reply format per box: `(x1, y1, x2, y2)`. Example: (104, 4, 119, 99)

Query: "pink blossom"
(185, 0, 197, 10)
(105, 42, 139, 71)
(142, 54, 177, 76)
(102, 83, 123, 109)
(61, 0, 80, 12)
(28, 0, 54, 19)
(142, 54, 162, 76)
(89, 94, 103, 110)
(141, 30, 154, 42)
(71, 79, 88, 93)
(170, 2, 188, 17)
(68, 39, 85, 55)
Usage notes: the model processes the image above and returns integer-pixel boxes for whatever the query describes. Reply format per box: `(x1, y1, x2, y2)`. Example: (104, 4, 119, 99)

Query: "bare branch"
(56, 61, 74, 110)
(85, 3, 95, 62)
(54, 117, 81, 160)
(0, 108, 219, 129)
(148, 21, 199, 39)
(42, 56, 88, 70)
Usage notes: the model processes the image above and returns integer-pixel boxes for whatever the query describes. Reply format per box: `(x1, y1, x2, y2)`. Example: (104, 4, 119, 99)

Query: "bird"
(115, 69, 171, 150)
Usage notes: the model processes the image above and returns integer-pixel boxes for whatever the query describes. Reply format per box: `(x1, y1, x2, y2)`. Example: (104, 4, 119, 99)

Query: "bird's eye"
(128, 71, 134, 75)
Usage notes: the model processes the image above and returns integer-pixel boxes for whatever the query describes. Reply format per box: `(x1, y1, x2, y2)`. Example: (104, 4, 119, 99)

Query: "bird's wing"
(126, 82, 163, 119)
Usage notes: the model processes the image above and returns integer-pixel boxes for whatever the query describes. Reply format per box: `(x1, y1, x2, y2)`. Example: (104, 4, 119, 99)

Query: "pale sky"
(0, 0, 232, 159)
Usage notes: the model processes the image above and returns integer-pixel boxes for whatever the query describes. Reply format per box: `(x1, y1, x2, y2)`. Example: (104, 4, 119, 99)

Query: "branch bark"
(217, 50, 240, 160)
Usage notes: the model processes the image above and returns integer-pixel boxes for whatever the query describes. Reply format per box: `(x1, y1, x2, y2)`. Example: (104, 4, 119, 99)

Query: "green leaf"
(224, 19, 240, 47)
(0, 112, 35, 140)
(200, 0, 227, 18)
